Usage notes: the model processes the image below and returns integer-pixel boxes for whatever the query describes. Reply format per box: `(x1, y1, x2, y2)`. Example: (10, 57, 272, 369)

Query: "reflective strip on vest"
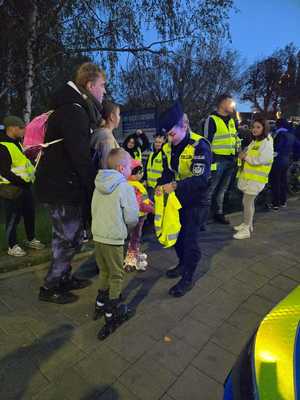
(211, 115, 237, 156)
(162, 132, 203, 181)
(147, 152, 163, 188)
(0, 141, 35, 185)
(253, 285, 300, 400)
(154, 192, 181, 248)
(134, 148, 142, 161)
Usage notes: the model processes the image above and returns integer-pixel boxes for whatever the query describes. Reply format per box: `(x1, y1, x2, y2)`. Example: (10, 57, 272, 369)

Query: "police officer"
(203, 94, 239, 224)
(144, 134, 165, 200)
(156, 102, 212, 297)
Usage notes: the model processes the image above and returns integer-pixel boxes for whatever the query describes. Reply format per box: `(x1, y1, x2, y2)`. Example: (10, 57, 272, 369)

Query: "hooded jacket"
(91, 170, 139, 245)
(35, 82, 100, 205)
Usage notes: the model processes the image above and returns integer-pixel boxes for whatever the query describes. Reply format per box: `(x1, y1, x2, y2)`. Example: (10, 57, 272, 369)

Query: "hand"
(155, 186, 163, 196)
(238, 151, 247, 160)
(162, 183, 175, 194)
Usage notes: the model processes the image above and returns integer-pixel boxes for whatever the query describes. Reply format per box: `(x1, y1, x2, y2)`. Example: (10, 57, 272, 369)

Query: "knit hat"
(3, 115, 25, 129)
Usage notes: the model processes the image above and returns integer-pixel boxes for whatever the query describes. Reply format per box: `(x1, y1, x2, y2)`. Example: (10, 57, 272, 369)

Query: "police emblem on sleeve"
(192, 163, 205, 176)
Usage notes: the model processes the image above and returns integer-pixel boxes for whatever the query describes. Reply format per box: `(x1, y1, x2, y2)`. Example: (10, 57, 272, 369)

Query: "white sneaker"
(233, 227, 251, 240)
(138, 253, 148, 261)
(8, 245, 27, 257)
(234, 223, 253, 233)
(24, 238, 45, 250)
(136, 260, 148, 271)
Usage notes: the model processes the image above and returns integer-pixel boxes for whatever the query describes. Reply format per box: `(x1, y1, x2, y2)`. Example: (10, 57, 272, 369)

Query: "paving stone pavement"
(0, 200, 300, 400)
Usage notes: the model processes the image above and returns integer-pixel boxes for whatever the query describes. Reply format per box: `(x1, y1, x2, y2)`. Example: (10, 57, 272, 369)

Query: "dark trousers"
(208, 158, 236, 214)
(270, 161, 289, 207)
(44, 204, 83, 288)
(174, 206, 208, 281)
(4, 187, 35, 248)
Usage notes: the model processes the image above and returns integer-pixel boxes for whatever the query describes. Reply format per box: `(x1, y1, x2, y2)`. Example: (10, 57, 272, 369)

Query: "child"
(124, 159, 154, 272)
(92, 148, 139, 340)
(234, 118, 274, 239)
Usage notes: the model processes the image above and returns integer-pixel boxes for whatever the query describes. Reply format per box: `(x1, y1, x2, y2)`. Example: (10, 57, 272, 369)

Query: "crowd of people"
(0, 61, 300, 339)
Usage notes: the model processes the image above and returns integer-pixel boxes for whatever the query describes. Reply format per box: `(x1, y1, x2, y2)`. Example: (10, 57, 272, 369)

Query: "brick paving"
(0, 200, 300, 400)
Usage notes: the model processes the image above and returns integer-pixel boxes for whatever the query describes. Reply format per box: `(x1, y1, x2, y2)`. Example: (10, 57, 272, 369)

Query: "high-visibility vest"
(0, 141, 35, 185)
(211, 115, 238, 156)
(154, 192, 182, 248)
(162, 132, 210, 181)
(133, 147, 142, 161)
(146, 151, 163, 188)
(238, 138, 273, 184)
(128, 180, 151, 217)
(224, 285, 300, 400)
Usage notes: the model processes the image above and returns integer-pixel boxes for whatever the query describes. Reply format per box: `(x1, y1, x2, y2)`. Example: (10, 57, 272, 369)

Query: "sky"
(230, 0, 300, 110)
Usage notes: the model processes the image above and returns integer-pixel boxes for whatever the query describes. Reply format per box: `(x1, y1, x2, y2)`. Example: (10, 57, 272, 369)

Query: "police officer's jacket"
(157, 131, 212, 208)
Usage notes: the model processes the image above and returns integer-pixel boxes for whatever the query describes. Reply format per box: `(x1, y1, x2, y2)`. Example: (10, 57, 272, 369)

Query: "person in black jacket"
(35, 62, 106, 304)
(123, 129, 150, 160)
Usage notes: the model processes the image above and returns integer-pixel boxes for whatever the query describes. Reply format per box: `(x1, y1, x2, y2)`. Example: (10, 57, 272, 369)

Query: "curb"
(0, 249, 94, 281)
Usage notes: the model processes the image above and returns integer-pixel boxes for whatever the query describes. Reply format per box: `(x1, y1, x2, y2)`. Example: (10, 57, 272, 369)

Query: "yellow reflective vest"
(238, 139, 273, 184)
(211, 115, 238, 156)
(162, 132, 207, 181)
(128, 180, 151, 217)
(133, 147, 142, 161)
(146, 151, 163, 188)
(154, 192, 182, 248)
(0, 141, 35, 185)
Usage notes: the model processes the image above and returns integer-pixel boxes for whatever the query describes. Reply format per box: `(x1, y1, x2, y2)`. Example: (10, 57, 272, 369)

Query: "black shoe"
(272, 205, 280, 211)
(39, 286, 78, 304)
(214, 214, 230, 225)
(97, 301, 135, 341)
(93, 289, 109, 320)
(166, 265, 183, 279)
(168, 278, 194, 298)
(60, 276, 91, 292)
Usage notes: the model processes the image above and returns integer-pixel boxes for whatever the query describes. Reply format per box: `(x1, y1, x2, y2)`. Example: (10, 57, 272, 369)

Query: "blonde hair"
(107, 148, 130, 170)
(75, 62, 105, 90)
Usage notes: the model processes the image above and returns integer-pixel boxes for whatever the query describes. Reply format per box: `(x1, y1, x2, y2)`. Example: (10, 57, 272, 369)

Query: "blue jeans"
(208, 158, 236, 214)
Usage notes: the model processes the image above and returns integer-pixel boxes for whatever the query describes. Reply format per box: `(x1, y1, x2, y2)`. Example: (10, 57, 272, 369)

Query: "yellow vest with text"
(146, 151, 163, 188)
(238, 139, 273, 184)
(162, 132, 205, 181)
(128, 180, 151, 217)
(211, 115, 238, 156)
(154, 192, 182, 248)
(0, 142, 35, 185)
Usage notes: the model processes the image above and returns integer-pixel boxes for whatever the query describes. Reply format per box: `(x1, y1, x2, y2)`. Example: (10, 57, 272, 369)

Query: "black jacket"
(35, 82, 96, 206)
(0, 132, 30, 187)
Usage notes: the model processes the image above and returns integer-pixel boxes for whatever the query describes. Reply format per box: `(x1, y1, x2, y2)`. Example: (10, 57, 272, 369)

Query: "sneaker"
(233, 226, 251, 240)
(8, 245, 26, 257)
(272, 206, 280, 212)
(24, 238, 45, 250)
(138, 253, 148, 261)
(82, 230, 89, 243)
(234, 223, 253, 233)
(136, 260, 148, 271)
(39, 286, 78, 304)
(281, 203, 287, 208)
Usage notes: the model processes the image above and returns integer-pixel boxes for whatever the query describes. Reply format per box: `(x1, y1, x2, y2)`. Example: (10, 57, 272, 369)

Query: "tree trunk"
(24, 2, 38, 123)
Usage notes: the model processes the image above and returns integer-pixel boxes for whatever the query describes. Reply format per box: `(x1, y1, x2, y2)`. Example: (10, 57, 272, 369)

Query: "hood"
(49, 81, 89, 111)
(95, 170, 126, 194)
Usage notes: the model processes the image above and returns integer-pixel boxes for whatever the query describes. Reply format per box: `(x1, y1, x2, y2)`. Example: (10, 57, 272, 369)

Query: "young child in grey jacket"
(92, 148, 139, 340)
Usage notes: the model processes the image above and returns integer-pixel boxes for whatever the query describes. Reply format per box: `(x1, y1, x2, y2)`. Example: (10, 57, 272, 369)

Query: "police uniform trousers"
(44, 204, 83, 288)
(174, 205, 208, 281)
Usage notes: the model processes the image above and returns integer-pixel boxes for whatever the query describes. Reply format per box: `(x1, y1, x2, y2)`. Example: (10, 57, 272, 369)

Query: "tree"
(120, 40, 242, 128)
(241, 44, 299, 118)
(0, 0, 234, 120)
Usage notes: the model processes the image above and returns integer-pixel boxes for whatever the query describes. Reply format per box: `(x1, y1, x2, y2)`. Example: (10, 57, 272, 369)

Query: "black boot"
(93, 289, 109, 320)
(60, 274, 91, 292)
(168, 278, 194, 298)
(39, 286, 78, 304)
(213, 213, 230, 225)
(97, 299, 135, 341)
(166, 264, 183, 279)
